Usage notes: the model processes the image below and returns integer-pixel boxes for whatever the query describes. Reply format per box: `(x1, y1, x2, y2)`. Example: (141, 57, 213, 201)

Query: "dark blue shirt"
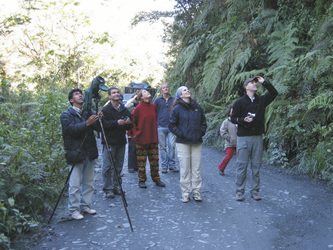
(154, 95, 175, 127)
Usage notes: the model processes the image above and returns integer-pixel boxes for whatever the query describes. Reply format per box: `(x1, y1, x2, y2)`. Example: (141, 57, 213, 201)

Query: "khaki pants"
(236, 135, 263, 195)
(176, 143, 202, 197)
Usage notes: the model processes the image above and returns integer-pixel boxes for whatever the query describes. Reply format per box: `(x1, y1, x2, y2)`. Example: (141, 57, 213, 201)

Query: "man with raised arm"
(231, 76, 278, 202)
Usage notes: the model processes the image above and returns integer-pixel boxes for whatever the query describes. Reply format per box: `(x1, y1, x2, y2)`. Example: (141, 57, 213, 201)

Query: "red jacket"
(132, 101, 158, 145)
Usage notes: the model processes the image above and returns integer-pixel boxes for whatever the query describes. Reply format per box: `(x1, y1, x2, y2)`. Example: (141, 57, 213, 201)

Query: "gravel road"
(30, 142, 333, 250)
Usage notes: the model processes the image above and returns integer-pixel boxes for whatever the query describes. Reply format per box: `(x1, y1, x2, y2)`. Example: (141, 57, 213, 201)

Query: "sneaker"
(161, 168, 167, 173)
(139, 182, 147, 188)
(105, 190, 115, 198)
(172, 167, 179, 173)
(82, 207, 97, 215)
(236, 193, 245, 201)
(70, 210, 84, 220)
(251, 193, 262, 201)
(219, 170, 224, 175)
(193, 193, 202, 202)
(155, 180, 166, 187)
(128, 168, 134, 173)
(182, 194, 190, 203)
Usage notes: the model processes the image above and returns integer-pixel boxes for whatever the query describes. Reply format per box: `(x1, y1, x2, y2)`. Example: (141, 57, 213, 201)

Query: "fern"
(267, 22, 305, 67)
(180, 38, 204, 75)
(228, 47, 252, 77)
(307, 91, 333, 111)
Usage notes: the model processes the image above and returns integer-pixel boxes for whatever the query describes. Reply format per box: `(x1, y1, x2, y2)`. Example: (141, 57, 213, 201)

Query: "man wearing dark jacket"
(60, 88, 102, 220)
(101, 87, 132, 198)
(231, 76, 278, 202)
(154, 82, 178, 173)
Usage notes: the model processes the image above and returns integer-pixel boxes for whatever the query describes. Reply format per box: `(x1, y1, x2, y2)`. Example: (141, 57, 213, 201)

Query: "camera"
(247, 112, 256, 118)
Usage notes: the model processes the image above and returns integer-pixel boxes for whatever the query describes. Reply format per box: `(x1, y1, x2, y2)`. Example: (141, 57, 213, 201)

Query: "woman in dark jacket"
(169, 86, 207, 203)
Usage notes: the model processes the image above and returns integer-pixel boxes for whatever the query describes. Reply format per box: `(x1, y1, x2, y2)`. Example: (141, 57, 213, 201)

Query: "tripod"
(49, 108, 133, 232)
(93, 95, 133, 231)
(48, 133, 88, 224)
(97, 115, 134, 232)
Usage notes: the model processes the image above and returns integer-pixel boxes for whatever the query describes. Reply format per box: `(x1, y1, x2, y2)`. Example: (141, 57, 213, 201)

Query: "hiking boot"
(155, 180, 166, 187)
(182, 194, 190, 203)
(193, 193, 202, 202)
(219, 170, 224, 175)
(251, 193, 262, 201)
(70, 210, 84, 220)
(139, 182, 147, 188)
(161, 168, 167, 173)
(105, 190, 115, 198)
(236, 193, 245, 201)
(82, 207, 97, 215)
(172, 167, 179, 173)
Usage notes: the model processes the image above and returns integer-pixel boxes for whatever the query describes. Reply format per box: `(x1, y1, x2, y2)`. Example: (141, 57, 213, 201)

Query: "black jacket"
(101, 103, 132, 145)
(169, 99, 207, 144)
(60, 107, 100, 164)
(231, 81, 278, 136)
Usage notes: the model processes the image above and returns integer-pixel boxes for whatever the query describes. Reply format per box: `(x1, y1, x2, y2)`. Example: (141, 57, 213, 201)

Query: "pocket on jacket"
(66, 150, 85, 164)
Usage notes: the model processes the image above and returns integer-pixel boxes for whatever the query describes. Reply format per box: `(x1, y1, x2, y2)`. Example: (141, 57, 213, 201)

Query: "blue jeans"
(158, 126, 177, 169)
(102, 144, 125, 191)
(68, 157, 95, 213)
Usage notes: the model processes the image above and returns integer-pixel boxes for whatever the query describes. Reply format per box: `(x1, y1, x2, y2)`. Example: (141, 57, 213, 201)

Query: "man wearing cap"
(231, 76, 278, 201)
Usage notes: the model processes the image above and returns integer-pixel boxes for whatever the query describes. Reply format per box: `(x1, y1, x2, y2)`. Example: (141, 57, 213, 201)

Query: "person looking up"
(154, 82, 178, 173)
(60, 88, 102, 220)
(231, 76, 278, 202)
(132, 89, 166, 188)
(169, 86, 207, 203)
(125, 92, 140, 173)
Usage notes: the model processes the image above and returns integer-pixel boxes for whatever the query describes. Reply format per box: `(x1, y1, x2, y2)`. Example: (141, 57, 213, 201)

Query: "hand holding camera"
(118, 116, 131, 125)
(244, 112, 255, 123)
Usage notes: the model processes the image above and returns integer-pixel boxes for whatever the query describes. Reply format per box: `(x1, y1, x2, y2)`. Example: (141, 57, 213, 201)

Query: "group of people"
(60, 76, 278, 220)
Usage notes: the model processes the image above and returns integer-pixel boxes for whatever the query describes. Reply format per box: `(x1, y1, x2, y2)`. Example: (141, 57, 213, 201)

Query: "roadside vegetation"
(1, 0, 332, 248)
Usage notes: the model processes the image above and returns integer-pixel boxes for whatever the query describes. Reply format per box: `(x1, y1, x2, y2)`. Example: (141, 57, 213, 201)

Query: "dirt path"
(30, 144, 332, 249)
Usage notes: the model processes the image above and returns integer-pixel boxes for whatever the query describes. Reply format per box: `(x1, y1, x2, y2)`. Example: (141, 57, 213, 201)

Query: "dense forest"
(0, 0, 332, 248)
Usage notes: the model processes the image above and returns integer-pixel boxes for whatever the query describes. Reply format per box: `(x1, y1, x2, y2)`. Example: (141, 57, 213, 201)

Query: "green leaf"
(8, 197, 15, 207)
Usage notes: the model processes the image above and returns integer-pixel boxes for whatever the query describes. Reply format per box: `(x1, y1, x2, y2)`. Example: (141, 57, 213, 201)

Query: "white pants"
(176, 143, 202, 197)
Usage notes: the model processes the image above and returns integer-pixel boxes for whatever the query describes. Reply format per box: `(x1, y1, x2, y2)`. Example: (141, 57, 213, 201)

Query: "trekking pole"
(48, 133, 88, 224)
(98, 116, 134, 232)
